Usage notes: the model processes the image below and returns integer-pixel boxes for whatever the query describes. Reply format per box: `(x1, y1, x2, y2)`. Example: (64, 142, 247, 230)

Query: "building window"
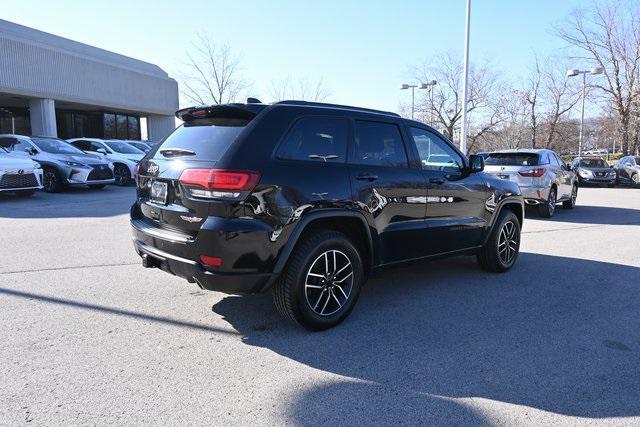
(104, 113, 116, 138)
(127, 116, 140, 140)
(0, 107, 31, 135)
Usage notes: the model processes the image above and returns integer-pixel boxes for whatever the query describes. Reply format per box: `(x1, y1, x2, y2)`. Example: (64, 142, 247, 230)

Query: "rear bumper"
(130, 210, 279, 294)
(520, 186, 550, 205)
(133, 238, 274, 294)
(578, 176, 615, 185)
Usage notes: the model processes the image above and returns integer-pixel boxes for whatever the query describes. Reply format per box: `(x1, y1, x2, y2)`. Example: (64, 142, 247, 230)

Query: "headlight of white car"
(33, 162, 42, 169)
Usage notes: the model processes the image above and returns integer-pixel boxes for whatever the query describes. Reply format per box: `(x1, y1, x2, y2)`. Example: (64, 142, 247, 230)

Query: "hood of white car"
(0, 151, 39, 170)
(48, 152, 107, 164)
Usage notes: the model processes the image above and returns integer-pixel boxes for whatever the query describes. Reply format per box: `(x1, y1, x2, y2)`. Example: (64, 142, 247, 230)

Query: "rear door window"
(277, 117, 348, 162)
(351, 121, 407, 168)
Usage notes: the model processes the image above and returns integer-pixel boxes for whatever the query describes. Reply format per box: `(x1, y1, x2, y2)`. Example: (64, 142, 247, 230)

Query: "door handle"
(429, 177, 445, 184)
(356, 174, 378, 181)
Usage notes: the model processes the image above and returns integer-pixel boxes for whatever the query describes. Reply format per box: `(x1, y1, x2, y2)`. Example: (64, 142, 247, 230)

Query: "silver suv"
(483, 149, 578, 218)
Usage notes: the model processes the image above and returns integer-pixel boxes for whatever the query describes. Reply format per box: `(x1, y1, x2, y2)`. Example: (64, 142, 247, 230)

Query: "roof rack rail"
(274, 100, 400, 117)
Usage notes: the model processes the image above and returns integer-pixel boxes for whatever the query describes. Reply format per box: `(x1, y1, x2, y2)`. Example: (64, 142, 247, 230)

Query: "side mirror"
(565, 163, 572, 171)
(469, 154, 484, 173)
(27, 148, 38, 155)
(96, 148, 107, 155)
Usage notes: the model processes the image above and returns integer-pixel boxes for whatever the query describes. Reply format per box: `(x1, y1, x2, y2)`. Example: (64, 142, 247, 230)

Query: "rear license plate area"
(150, 181, 168, 204)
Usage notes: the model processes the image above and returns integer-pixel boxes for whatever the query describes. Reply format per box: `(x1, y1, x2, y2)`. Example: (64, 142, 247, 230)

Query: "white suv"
(0, 146, 43, 196)
(67, 138, 145, 186)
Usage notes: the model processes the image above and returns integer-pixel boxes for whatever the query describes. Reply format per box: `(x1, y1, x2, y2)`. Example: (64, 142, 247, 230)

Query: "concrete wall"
(0, 19, 178, 120)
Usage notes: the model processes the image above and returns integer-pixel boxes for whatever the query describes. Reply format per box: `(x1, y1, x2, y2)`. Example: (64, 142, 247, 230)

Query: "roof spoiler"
(175, 104, 264, 122)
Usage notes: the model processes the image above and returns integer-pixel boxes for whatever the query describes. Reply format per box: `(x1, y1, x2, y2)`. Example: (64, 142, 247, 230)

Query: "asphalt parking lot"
(1, 185, 639, 425)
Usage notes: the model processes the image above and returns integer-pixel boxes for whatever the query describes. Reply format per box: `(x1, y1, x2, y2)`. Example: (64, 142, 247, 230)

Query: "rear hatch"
(483, 152, 545, 187)
(135, 105, 262, 235)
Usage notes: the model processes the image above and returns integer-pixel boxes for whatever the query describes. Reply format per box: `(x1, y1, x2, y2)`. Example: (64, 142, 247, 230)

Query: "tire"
(113, 164, 131, 186)
(477, 209, 521, 273)
(537, 186, 557, 218)
(42, 167, 63, 193)
(272, 230, 364, 331)
(562, 184, 577, 209)
(88, 184, 106, 190)
(14, 190, 36, 197)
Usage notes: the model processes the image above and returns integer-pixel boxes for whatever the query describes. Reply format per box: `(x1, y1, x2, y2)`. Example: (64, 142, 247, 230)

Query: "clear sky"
(3, 0, 590, 112)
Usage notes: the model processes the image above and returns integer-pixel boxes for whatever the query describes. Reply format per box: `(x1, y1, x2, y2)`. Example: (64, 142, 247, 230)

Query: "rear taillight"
(200, 255, 223, 267)
(519, 168, 545, 177)
(179, 169, 260, 199)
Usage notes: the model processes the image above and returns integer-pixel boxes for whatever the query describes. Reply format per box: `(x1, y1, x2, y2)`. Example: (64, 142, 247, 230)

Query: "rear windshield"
(485, 153, 540, 166)
(153, 118, 248, 160)
(579, 158, 608, 168)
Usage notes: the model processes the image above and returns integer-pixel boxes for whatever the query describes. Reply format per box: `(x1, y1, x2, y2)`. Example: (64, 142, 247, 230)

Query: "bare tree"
(268, 77, 331, 102)
(180, 33, 248, 106)
(557, 1, 640, 155)
(541, 66, 581, 149)
(524, 55, 543, 148)
(413, 51, 503, 152)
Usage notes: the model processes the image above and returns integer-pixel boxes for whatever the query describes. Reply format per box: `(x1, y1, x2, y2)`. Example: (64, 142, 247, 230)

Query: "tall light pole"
(566, 67, 603, 156)
(419, 80, 437, 126)
(459, 0, 472, 154)
(401, 80, 437, 121)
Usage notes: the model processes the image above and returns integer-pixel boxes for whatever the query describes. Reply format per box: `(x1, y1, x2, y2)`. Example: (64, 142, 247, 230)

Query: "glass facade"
(0, 106, 141, 140)
(0, 107, 31, 135)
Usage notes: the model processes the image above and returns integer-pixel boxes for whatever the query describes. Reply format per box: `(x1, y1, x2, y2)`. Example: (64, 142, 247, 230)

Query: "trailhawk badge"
(180, 215, 203, 223)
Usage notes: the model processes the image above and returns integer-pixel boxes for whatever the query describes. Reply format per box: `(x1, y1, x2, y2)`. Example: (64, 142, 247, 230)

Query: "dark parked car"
(131, 100, 524, 330)
(570, 156, 617, 187)
(614, 156, 640, 187)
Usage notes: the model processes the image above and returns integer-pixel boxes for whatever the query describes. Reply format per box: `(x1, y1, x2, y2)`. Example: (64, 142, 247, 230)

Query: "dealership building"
(0, 19, 178, 141)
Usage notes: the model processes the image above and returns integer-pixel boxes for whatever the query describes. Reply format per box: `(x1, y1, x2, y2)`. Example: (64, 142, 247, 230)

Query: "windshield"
(635, 157, 640, 165)
(153, 118, 248, 160)
(105, 140, 144, 154)
(130, 142, 149, 151)
(485, 153, 539, 166)
(579, 158, 608, 168)
(32, 137, 84, 154)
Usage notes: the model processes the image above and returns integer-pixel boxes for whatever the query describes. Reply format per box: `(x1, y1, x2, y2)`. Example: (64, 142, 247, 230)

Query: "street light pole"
(567, 67, 603, 157)
(401, 81, 437, 121)
(579, 73, 586, 157)
(459, 0, 472, 154)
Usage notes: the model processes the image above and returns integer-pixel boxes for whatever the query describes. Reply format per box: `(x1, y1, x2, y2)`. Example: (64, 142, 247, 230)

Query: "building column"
(28, 98, 57, 137)
(147, 114, 176, 142)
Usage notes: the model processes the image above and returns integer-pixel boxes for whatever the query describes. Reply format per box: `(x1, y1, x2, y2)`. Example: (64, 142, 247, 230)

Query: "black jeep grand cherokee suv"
(131, 100, 524, 330)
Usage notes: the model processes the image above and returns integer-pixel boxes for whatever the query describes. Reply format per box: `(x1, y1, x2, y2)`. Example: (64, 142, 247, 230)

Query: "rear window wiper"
(159, 148, 196, 157)
(308, 154, 338, 162)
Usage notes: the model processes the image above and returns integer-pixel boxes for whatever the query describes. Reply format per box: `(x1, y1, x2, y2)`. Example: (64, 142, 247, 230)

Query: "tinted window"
(277, 117, 348, 162)
(352, 121, 407, 167)
(550, 153, 562, 166)
(635, 157, 640, 165)
(70, 140, 95, 151)
(409, 127, 463, 172)
(0, 137, 18, 150)
(154, 118, 248, 161)
(485, 153, 539, 166)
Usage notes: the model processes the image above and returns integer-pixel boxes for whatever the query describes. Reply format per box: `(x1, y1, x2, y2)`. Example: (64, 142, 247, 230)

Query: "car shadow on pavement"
(0, 186, 134, 219)
(527, 204, 640, 225)
(212, 253, 640, 423)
